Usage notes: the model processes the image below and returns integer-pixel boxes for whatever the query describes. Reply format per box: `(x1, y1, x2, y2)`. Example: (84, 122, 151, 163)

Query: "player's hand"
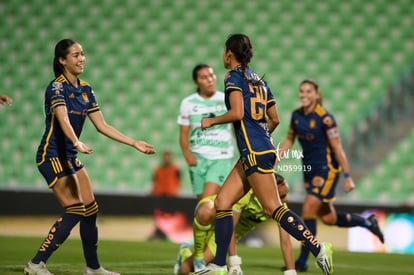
(201, 117, 213, 130)
(184, 152, 197, 166)
(344, 177, 355, 192)
(132, 140, 156, 154)
(0, 95, 12, 105)
(74, 141, 93, 154)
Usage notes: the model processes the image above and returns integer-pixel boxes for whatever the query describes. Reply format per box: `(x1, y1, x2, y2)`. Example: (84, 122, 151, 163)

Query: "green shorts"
(189, 156, 233, 196)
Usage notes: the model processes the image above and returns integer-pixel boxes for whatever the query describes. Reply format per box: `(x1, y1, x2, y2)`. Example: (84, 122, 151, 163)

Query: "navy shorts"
(304, 167, 340, 202)
(37, 157, 84, 188)
(240, 152, 276, 176)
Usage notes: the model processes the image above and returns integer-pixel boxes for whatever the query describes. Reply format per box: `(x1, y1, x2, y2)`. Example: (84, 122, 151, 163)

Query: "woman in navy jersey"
(24, 39, 155, 275)
(190, 34, 333, 275)
(279, 79, 384, 272)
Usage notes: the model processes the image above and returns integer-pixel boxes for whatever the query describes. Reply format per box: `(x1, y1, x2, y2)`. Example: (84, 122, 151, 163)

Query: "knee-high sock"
(272, 206, 321, 257)
(32, 203, 85, 264)
(80, 201, 100, 269)
(336, 212, 369, 228)
(193, 218, 211, 260)
(297, 217, 317, 266)
(212, 210, 233, 267)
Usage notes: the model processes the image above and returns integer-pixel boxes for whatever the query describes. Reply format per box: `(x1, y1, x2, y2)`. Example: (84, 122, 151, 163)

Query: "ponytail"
(225, 34, 264, 86)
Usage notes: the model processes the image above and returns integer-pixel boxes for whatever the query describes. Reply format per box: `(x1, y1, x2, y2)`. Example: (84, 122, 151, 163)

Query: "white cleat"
(24, 261, 54, 275)
(83, 266, 120, 275)
(189, 263, 227, 275)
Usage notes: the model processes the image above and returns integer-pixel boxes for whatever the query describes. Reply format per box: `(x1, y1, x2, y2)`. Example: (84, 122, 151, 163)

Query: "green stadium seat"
(1, 0, 413, 204)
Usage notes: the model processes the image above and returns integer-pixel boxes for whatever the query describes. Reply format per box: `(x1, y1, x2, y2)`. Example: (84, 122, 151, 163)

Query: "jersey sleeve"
(46, 81, 66, 112)
(177, 97, 190, 126)
(224, 71, 243, 94)
(87, 89, 100, 114)
(322, 113, 339, 139)
(265, 81, 276, 109)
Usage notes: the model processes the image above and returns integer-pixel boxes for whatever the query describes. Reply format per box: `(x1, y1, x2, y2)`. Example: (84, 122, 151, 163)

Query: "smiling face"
(298, 81, 320, 109)
(59, 43, 85, 77)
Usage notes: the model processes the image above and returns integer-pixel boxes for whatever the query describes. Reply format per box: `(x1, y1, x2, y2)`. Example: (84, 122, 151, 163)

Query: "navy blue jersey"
(36, 74, 100, 164)
(288, 104, 339, 171)
(224, 67, 276, 156)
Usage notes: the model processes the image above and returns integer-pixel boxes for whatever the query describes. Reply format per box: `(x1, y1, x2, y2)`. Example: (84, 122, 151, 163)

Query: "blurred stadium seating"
(0, 0, 413, 203)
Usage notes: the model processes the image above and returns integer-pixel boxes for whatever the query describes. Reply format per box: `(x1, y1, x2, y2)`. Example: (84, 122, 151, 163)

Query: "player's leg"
(193, 197, 215, 271)
(320, 203, 384, 243)
(200, 182, 221, 200)
(75, 164, 120, 275)
(25, 161, 84, 275)
(249, 172, 333, 275)
(189, 162, 247, 274)
(295, 193, 322, 271)
(211, 161, 249, 268)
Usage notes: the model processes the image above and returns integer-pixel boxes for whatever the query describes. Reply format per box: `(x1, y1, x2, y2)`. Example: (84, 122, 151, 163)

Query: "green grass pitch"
(0, 236, 412, 274)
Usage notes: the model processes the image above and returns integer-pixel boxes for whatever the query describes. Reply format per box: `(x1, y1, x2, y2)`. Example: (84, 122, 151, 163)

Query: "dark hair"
(192, 64, 210, 81)
(192, 63, 211, 93)
(300, 79, 323, 105)
(225, 33, 263, 86)
(53, 38, 77, 77)
(225, 34, 253, 67)
(275, 173, 285, 185)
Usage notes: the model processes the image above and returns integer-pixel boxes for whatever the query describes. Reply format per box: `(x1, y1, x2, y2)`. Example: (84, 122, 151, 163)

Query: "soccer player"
(0, 94, 12, 105)
(24, 39, 155, 275)
(178, 64, 234, 270)
(174, 173, 297, 275)
(191, 34, 333, 275)
(279, 79, 384, 272)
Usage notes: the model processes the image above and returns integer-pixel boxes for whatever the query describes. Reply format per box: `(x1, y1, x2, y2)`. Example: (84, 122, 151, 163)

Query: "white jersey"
(177, 91, 234, 160)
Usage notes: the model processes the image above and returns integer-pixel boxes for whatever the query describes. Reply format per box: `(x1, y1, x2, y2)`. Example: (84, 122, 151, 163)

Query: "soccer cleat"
(282, 262, 307, 273)
(189, 263, 227, 275)
(83, 266, 120, 275)
(24, 261, 54, 275)
(174, 243, 193, 275)
(367, 214, 385, 243)
(193, 258, 206, 272)
(227, 265, 243, 275)
(315, 242, 333, 275)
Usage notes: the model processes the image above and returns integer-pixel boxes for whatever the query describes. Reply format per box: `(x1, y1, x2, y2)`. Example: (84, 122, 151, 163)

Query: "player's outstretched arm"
(88, 111, 155, 154)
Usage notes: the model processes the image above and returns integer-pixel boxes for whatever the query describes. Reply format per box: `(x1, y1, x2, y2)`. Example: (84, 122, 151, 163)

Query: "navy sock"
(32, 203, 85, 264)
(212, 210, 233, 266)
(272, 206, 321, 257)
(297, 217, 316, 266)
(336, 212, 369, 227)
(81, 201, 100, 269)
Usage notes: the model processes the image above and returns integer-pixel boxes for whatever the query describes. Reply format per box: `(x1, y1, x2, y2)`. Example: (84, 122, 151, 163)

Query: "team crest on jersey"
(309, 119, 316, 128)
(69, 93, 75, 98)
(81, 93, 89, 102)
